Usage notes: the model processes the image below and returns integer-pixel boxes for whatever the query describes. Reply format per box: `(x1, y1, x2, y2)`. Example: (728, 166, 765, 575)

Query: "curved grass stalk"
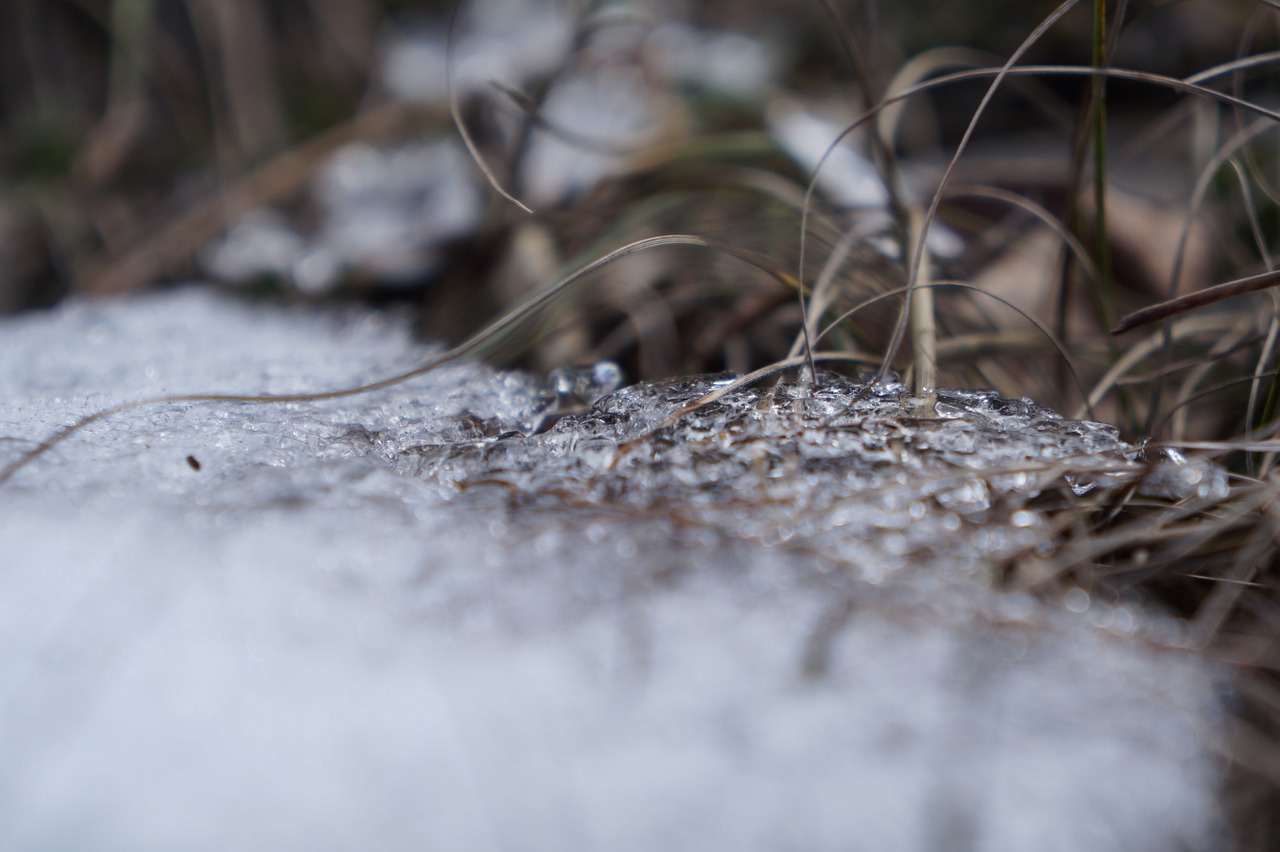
(1229, 16, 1280, 209)
(786, 57, 1280, 402)
(873, 0, 1083, 390)
(811, 279, 1095, 420)
(1126, 119, 1280, 432)
(812, 0, 913, 320)
(1223, 155, 1280, 474)
(879, 47, 1077, 149)
(0, 234, 798, 487)
(792, 217, 890, 360)
(1113, 267, 1280, 335)
(906, 209, 936, 410)
(446, 1, 534, 215)
(1185, 49, 1280, 87)
(1076, 314, 1247, 419)
(1170, 324, 1255, 442)
(943, 184, 1103, 288)
(1150, 368, 1280, 442)
(796, 59, 1280, 397)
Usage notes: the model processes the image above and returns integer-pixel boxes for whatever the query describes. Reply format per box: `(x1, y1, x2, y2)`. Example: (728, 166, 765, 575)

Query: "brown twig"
(1112, 268, 1280, 335)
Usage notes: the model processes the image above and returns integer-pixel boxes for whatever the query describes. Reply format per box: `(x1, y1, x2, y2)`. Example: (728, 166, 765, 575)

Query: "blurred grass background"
(3, 0, 1280, 458)
(0, 0, 1254, 313)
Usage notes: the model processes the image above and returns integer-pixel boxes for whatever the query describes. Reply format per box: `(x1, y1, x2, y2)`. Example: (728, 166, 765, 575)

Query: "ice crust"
(0, 289, 1227, 851)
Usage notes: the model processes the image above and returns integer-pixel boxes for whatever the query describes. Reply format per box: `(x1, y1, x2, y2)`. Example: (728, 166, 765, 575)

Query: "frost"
(0, 290, 1228, 851)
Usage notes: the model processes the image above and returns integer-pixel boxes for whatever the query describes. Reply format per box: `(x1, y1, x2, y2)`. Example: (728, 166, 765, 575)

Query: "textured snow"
(0, 289, 1228, 851)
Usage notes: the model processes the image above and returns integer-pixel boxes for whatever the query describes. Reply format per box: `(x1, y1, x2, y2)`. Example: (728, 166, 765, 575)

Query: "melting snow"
(0, 289, 1228, 851)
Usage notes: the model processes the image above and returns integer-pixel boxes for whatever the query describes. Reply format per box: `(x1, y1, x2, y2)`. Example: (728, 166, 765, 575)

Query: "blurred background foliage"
(0, 0, 1270, 394)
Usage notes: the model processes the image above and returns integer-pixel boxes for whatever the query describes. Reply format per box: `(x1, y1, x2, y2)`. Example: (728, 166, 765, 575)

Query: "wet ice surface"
(0, 289, 1227, 851)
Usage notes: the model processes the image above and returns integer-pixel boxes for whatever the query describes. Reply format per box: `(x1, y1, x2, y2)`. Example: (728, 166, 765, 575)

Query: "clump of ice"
(767, 99, 965, 259)
(200, 209, 309, 285)
(381, 0, 576, 104)
(401, 371, 1223, 600)
(519, 66, 665, 206)
(204, 140, 484, 294)
(0, 289, 1229, 851)
(645, 23, 780, 99)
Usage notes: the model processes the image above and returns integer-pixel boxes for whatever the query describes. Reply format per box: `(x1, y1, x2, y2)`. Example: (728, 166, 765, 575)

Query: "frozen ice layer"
(0, 289, 1229, 851)
(404, 371, 1225, 591)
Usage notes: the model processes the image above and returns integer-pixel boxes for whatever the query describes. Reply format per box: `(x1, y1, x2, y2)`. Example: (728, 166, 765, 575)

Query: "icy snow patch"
(380, 0, 575, 104)
(203, 140, 484, 294)
(0, 289, 1226, 851)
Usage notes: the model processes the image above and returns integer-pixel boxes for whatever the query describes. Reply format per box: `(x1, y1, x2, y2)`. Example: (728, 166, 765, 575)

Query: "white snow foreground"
(0, 289, 1226, 851)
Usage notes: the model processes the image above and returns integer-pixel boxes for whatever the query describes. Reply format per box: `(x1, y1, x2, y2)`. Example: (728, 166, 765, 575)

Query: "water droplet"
(548, 362, 624, 405)
(1064, 588, 1091, 613)
(1065, 475, 1096, 496)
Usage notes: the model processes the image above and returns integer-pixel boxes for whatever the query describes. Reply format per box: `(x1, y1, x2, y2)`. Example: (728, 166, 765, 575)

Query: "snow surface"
(0, 289, 1227, 851)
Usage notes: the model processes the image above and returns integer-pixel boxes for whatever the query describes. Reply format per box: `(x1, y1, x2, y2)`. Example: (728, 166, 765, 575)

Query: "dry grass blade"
(788, 58, 1280, 346)
(1149, 370, 1280, 441)
(879, 46, 1075, 146)
(791, 54, 1280, 407)
(0, 234, 799, 487)
(944, 185, 1102, 288)
(1077, 314, 1248, 418)
(815, 280, 1096, 419)
(1113, 269, 1280, 334)
(446, 1, 534, 215)
(793, 218, 885, 359)
(878, 0, 1083, 387)
(1189, 524, 1275, 649)
(1019, 486, 1265, 592)
(906, 209, 937, 407)
(1170, 324, 1257, 441)
(1185, 49, 1280, 86)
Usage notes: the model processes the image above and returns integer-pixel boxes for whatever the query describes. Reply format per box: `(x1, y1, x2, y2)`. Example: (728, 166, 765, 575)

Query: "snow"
(203, 141, 484, 293)
(0, 288, 1228, 851)
(380, 0, 575, 104)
